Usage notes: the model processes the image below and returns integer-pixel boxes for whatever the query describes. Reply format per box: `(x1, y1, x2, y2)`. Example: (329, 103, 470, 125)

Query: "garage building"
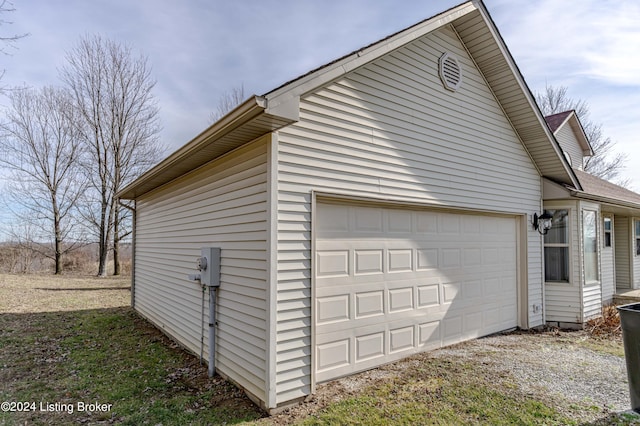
(118, 0, 579, 413)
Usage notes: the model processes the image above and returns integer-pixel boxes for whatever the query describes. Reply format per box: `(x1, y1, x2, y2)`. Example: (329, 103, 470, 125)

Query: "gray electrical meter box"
(198, 247, 221, 287)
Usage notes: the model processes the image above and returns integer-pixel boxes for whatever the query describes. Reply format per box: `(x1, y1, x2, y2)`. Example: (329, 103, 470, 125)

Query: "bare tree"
(210, 84, 245, 122)
(536, 84, 628, 185)
(0, 86, 86, 274)
(60, 35, 162, 276)
(0, 0, 28, 84)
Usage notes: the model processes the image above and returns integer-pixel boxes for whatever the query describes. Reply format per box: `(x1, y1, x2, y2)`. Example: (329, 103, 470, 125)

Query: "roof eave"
(462, 1, 582, 191)
(569, 189, 640, 212)
(567, 114, 595, 157)
(118, 95, 296, 200)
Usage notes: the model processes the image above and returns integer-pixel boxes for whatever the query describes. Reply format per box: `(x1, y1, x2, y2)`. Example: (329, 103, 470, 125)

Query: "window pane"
(544, 210, 568, 244)
(583, 210, 598, 282)
(636, 220, 640, 237)
(604, 218, 612, 248)
(545, 247, 569, 282)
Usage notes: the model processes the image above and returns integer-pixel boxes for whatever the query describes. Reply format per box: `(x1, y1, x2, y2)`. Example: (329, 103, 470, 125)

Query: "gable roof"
(545, 110, 594, 156)
(545, 111, 573, 133)
(119, 0, 580, 200)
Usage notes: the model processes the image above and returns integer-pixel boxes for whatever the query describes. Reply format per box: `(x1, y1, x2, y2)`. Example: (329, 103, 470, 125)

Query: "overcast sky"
(2, 0, 640, 192)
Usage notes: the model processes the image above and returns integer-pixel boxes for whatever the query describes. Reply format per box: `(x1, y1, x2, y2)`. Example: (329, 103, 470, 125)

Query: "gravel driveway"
(277, 329, 640, 425)
(432, 331, 631, 413)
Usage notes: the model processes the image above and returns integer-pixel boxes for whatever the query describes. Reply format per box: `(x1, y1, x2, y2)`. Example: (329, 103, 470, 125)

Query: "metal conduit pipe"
(189, 247, 221, 378)
(208, 286, 217, 377)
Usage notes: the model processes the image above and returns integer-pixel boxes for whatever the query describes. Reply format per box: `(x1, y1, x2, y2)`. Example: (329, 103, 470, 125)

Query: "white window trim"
(582, 209, 599, 286)
(544, 208, 571, 285)
(603, 215, 613, 249)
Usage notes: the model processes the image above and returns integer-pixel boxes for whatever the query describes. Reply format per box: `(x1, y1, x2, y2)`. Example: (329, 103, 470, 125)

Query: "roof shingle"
(544, 111, 573, 133)
(572, 168, 640, 207)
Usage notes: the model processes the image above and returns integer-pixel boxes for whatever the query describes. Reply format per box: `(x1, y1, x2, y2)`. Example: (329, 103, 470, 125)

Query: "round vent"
(563, 150, 573, 166)
(439, 52, 462, 92)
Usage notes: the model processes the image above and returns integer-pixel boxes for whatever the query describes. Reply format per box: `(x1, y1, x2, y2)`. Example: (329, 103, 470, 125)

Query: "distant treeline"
(0, 242, 131, 275)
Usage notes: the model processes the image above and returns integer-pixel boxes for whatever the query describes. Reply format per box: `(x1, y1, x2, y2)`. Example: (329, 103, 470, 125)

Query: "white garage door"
(314, 202, 518, 383)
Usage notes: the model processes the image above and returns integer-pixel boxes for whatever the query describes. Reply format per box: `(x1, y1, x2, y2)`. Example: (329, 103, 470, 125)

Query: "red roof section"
(544, 111, 573, 133)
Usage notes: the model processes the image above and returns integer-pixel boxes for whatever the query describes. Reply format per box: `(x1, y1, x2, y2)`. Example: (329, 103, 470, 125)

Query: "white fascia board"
(569, 114, 595, 156)
(118, 95, 267, 199)
(570, 190, 640, 212)
(472, 1, 582, 191)
(554, 112, 593, 157)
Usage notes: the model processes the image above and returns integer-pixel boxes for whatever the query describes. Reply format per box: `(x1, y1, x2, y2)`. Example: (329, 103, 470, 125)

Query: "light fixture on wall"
(533, 211, 553, 235)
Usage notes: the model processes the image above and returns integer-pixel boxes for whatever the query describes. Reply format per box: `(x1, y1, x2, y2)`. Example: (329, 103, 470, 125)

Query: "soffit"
(118, 98, 294, 199)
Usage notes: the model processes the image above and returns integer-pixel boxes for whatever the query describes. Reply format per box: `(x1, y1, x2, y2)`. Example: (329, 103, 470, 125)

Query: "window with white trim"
(583, 210, 598, 283)
(544, 209, 569, 283)
(603, 217, 612, 248)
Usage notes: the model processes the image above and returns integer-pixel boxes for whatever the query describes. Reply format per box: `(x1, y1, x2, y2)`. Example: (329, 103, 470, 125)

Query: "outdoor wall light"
(533, 211, 553, 235)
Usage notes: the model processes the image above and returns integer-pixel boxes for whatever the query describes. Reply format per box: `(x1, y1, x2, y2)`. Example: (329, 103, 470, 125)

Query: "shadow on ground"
(0, 307, 265, 425)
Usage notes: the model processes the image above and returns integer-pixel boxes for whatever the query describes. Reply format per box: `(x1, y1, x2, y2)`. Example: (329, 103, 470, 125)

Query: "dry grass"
(0, 273, 263, 425)
(0, 273, 130, 313)
(586, 305, 623, 339)
(1, 274, 638, 425)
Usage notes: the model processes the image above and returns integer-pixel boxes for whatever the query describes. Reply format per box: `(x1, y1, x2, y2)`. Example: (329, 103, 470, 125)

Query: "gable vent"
(439, 52, 462, 92)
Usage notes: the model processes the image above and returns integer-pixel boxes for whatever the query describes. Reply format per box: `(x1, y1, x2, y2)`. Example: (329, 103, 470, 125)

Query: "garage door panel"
(316, 339, 350, 372)
(355, 332, 385, 361)
(316, 250, 349, 277)
(388, 287, 414, 312)
(314, 203, 519, 383)
(355, 290, 385, 318)
(418, 320, 442, 348)
(389, 326, 415, 353)
(388, 249, 413, 272)
(316, 294, 349, 324)
(354, 250, 384, 275)
(417, 283, 441, 307)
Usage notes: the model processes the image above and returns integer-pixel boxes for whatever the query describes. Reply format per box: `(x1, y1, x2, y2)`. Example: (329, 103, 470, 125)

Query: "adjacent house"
(543, 110, 640, 326)
(117, 0, 637, 413)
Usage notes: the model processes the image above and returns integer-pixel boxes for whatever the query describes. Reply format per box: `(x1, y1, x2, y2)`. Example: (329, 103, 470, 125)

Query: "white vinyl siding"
(554, 123, 584, 170)
(583, 285, 602, 320)
(615, 216, 631, 289)
(134, 137, 269, 402)
(544, 201, 581, 323)
(600, 214, 615, 303)
(275, 26, 542, 405)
